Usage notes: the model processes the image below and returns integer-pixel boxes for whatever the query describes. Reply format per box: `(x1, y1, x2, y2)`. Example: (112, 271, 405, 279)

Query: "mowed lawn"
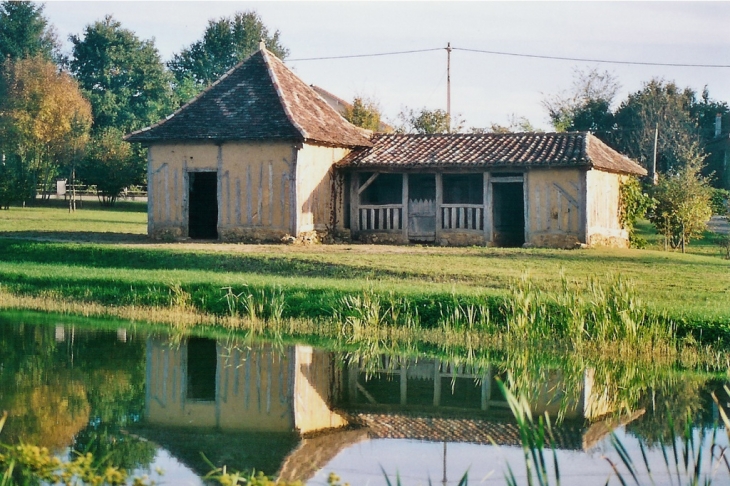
(0, 202, 729, 322)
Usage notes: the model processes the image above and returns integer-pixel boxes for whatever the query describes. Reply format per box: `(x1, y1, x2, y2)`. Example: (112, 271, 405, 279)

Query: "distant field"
(0, 203, 728, 325)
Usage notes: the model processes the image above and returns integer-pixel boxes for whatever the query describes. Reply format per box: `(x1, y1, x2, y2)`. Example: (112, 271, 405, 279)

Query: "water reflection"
(0, 316, 728, 485)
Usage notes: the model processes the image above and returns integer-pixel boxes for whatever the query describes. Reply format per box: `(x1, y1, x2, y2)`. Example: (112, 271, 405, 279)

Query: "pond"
(0, 312, 728, 485)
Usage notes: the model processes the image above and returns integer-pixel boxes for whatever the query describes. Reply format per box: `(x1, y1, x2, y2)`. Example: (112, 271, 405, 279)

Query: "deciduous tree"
(649, 144, 713, 252)
(78, 128, 139, 206)
(70, 15, 174, 134)
(168, 11, 288, 89)
(542, 67, 619, 133)
(343, 96, 383, 132)
(395, 107, 463, 134)
(0, 55, 92, 204)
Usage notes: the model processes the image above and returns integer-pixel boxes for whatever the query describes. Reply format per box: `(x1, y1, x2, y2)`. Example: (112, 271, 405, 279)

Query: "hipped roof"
(125, 48, 372, 147)
(339, 132, 647, 176)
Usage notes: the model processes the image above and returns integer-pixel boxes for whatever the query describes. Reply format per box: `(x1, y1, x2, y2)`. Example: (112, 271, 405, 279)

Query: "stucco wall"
(525, 168, 586, 248)
(147, 141, 296, 241)
(296, 144, 350, 235)
(585, 169, 629, 248)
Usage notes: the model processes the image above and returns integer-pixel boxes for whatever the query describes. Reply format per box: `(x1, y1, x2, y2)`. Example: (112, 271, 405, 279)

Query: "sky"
(41, 1, 730, 131)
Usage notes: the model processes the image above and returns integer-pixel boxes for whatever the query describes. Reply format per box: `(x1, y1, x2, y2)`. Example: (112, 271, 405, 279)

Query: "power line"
(287, 47, 442, 62)
(454, 47, 730, 69)
(288, 45, 730, 69)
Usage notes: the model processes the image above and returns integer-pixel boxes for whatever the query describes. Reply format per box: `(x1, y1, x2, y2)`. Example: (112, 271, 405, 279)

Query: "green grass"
(0, 204, 729, 330)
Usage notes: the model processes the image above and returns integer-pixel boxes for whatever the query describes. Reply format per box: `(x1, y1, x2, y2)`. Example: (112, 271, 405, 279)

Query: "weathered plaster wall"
(292, 346, 349, 434)
(147, 142, 295, 241)
(585, 169, 629, 248)
(296, 144, 350, 236)
(525, 168, 585, 248)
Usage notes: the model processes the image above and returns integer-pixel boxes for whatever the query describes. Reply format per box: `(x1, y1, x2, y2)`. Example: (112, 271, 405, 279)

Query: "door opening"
(188, 172, 218, 239)
(492, 182, 524, 247)
(408, 174, 436, 242)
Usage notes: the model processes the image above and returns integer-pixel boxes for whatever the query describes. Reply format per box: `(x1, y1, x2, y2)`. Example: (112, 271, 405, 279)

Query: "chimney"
(715, 113, 722, 138)
(259, 39, 266, 51)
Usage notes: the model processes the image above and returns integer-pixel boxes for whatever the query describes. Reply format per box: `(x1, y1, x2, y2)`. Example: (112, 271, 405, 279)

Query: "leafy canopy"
(168, 10, 289, 90)
(70, 15, 175, 134)
(344, 96, 383, 132)
(649, 144, 713, 250)
(0, 55, 92, 204)
(396, 107, 463, 134)
(0, 0, 57, 61)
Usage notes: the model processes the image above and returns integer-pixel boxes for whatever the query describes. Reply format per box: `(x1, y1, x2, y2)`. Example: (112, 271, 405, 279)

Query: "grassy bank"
(1, 204, 729, 340)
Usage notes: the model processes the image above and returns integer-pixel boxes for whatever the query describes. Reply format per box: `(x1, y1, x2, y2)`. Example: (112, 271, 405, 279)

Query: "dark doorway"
(492, 182, 524, 247)
(188, 172, 218, 239)
(186, 337, 217, 401)
(408, 174, 436, 241)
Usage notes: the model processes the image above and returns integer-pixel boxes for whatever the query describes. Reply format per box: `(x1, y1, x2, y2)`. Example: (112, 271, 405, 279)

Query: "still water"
(0, 312, 728, 485)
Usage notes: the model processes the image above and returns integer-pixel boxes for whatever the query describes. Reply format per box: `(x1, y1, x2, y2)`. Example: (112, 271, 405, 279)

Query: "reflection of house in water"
(141, 339, 648, 481)
(145, 337, 347, 433)
(337, 355, 644, 452)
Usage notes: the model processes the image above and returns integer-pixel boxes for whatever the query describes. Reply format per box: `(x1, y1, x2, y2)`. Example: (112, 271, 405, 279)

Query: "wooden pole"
(446, 42, 452, 133)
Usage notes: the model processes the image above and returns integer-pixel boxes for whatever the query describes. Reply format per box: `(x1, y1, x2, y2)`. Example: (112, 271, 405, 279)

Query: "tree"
(610, 79, 701, 175)
(0, 1, 58, 61)
(395, 107, 463, 134)
(343, 96, 382, 131)
(168, 11, 289, 89)
(0, 55, 92, 204)
(649, 144, 713, 252)
(70, 16, 174, 134)
(78, 128, 139, 206)
(543, 67, 619, 133)
(484, 114, 541, 134)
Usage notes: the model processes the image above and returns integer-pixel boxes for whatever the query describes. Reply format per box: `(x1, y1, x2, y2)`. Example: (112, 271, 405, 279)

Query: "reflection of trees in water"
(0, 318, 151, 470)
(626, 376, 713, 446)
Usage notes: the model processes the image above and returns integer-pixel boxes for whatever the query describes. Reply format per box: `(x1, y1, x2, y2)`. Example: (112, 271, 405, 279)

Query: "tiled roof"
(357, 412, 585, 450)
(339, 132, 647, 176)
(126, 48, 371, 147)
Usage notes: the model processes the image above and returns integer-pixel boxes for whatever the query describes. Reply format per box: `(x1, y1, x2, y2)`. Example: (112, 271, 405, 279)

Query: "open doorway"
(188, 171, 218, 239)
(186, 337, 217, 401)
(492, 182, 524, 247)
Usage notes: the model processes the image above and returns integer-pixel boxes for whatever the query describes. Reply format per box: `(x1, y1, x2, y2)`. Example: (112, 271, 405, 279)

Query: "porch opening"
(442, 174, 484, 231)
(186, 337, 217, 401)
(408, 174, 436, 241)
(492, 182, 524, 247)
(358, 173, 403, 231)
(188, 171, 218, 239)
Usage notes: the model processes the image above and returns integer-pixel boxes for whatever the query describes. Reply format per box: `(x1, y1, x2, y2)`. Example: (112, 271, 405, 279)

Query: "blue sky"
(43, 1, 730, 131)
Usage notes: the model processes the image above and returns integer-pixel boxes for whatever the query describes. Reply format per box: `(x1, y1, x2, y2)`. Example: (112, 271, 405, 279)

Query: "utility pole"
(446, 42, 452, 133)
(652, 124, 659, 185)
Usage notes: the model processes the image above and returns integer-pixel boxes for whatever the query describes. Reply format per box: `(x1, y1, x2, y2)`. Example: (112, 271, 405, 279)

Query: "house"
(126, 44, 646, 248)
(339, 131, 647, 248)
(126, 43, 372, 242)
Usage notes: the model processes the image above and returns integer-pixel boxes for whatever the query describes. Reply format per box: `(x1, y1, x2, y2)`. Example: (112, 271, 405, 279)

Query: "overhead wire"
(288, 45, 730, 69)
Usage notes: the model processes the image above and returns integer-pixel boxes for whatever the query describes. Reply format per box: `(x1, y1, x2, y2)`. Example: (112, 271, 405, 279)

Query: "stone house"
(127, 45, 646, 248)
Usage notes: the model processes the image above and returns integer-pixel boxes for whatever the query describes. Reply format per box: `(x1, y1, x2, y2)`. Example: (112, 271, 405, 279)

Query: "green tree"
(79, 128, 139, 206)
(610, 79, 701, 175)
(168, 10, 289, 89)
(543, 67, 619, 133)
(343, 96, 382, 131)
(485, 114, 541, 134)
(70, 15, 174, 134)
(395, 107, 463, 134)
(0, 55, 92, 204)
(0, 0, 57, 61)
(649, 144, 713, 252)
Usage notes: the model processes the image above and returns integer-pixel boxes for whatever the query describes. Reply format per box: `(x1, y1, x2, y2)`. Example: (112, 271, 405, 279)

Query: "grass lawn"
(0, 202, 729, 326)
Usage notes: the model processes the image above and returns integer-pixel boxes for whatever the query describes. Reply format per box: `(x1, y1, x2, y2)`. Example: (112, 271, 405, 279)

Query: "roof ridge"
(262, 47, 309, 141)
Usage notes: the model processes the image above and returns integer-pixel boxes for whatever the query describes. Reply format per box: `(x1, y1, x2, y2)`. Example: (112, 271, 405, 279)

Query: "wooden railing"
(441, 204, 483, 231)
(359, 204, 403, 231)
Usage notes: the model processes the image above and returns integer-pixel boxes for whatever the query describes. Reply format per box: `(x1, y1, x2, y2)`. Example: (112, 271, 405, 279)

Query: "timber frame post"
(402, 173, 409, 240)
(435, 173, 443, 243)
(350, 172, 359, 234)
(483, 172, 492, 244)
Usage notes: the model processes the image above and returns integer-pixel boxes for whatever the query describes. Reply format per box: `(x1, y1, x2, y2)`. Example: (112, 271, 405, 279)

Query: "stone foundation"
(149, 225, 184, 241)
(356, 232, 408, 245)
(528, 233, 583, 249)
(586, 233, 629, 249)
(438, 232, 486, 247)
(219, 227, 289, 243)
